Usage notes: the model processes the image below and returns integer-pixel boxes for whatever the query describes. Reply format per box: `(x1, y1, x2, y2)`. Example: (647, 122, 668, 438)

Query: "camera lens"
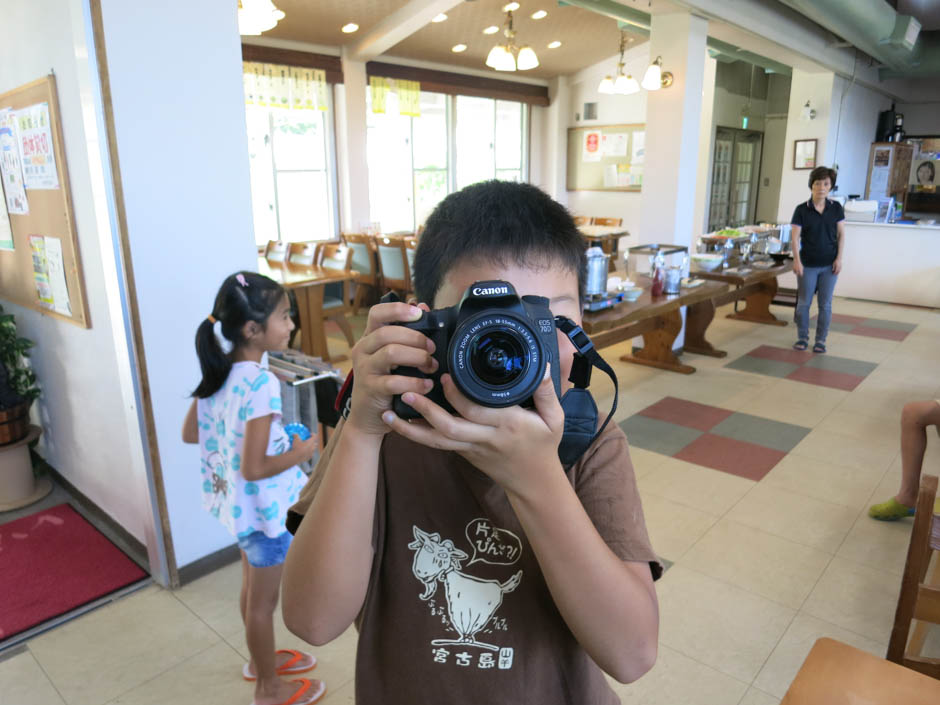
(469, 330, 527, 387)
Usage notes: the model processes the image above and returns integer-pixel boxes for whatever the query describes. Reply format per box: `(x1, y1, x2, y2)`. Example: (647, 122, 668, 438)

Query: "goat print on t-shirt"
(408, 521, 523, 668)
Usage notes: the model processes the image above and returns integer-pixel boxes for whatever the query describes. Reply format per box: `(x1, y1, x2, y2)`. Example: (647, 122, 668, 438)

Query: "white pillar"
(693, 53, 718, 239)
(336, 48, 371, 232)
(541, 75, 570, 205)
(638, 12, 709, 249)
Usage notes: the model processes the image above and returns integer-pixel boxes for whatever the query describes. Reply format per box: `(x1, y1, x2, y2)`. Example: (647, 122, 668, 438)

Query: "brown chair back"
(572, 216, 590, 226)
(319, 243, 352, 272)
(287, 242, 317, 266)
(887, 474, 940, 679)
(265, 240, 288, 263)
(591, 217, 623, 227)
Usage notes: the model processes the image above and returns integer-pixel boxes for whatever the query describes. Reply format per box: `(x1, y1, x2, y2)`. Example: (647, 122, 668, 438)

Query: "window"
(367, 88, 528, 233)
(246, 99, 338, 246)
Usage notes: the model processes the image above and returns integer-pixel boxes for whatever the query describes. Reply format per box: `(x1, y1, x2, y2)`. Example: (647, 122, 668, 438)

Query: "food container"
(664, 266, 682, 294)
(585, 247, 610, 297)
(690, 253, 724, 272)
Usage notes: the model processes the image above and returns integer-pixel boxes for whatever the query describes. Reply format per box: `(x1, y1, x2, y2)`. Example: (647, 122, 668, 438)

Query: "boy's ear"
(242, 320, 262, 340)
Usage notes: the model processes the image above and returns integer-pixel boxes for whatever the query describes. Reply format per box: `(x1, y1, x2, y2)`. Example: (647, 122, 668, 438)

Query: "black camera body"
(392, 281, 562, 419)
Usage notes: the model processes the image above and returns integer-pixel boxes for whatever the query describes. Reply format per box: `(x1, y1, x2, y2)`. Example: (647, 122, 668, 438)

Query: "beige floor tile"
(761, 453, 886, 511)
(628, 447, 670, 479)
(28, 586, 220, 705)
(656, 566, 795, 682)
(739, 687, 780, 705)
(173, 560, 243, 641)
(752, 612, 887, 699)
(0, 649, 66, 705)
(609, 643, 749, 705)
(725, 484, 857, 554)
(681, 519, 832, 610)
(107, 641, 248, 705)
(832, 389, 908, 424)
(610, 388, 673, 426)
(227, 624, 358, 698)
(817, 332, 898, 363)
(637, 458, 755, 517)
(736, 380, 846, 428)
(801, 557, 902, 644)
(640, 493, 718, 562)
(320, 678, 355, 703)
(836, 512, 914, 577)
(813, 409, 900, 447)
(631, 367, 773, 412)
(788, 428, 897, 475)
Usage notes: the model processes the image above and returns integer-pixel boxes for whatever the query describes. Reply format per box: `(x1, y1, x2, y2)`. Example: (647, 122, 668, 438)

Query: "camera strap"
(554, 316, 619, 468)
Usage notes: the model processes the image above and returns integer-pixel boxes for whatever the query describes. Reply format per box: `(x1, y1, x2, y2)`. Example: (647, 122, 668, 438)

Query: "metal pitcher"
(585, 247, 610, 297)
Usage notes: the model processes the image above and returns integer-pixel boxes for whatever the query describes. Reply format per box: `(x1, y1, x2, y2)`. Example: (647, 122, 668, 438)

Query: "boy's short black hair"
(808, 166, 837, 189)
(413, 180, 586, 305)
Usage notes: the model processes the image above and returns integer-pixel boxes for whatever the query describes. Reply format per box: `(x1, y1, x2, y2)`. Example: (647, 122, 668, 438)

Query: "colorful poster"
(29, 234, 54, 308)
(0, 108, 29, 214)
(17, 102, 59, 190)
(43, 236, 72, 315)
(601, 133, 628, 158)
(0, 180, 13, 250)
(582, 130, 601, 162)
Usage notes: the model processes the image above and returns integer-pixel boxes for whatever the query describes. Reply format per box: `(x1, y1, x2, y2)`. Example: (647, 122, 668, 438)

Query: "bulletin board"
(0, 74, 89, 328)
(566, 123, 645, 192)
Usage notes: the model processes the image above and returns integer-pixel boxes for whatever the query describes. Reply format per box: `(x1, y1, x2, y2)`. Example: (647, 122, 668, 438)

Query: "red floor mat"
(0, 503, 147, 641)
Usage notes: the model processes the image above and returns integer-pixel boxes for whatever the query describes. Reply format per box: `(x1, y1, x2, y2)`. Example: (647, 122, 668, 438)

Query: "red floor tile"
(674, 433, 785, 481)
(639, 396, 734, 431)
(747, 345, 814, 365)
(785, 366, 865, 391)
(829, 313, 868, 325)
(848, 326, 909, 342)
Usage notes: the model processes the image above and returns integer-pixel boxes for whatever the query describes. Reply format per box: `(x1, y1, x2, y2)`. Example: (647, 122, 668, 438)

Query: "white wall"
(0, 0, 157, 553)
(98, 0, 258, 568)
(564, 44, 650, 242)
(895, 102, 940, 136)
(828, 77, 892, 198)
(712, 86, 768, 132)
(756, 115, 787, 222)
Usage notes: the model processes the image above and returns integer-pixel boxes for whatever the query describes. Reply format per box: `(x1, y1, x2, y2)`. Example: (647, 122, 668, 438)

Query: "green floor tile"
(726, 355, 800, 378)
(619, 415, 703, 457)
(710, 412, 812, 453)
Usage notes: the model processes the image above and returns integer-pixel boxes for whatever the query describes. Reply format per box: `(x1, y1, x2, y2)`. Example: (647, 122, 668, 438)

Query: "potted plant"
(0, 304, 46, 510)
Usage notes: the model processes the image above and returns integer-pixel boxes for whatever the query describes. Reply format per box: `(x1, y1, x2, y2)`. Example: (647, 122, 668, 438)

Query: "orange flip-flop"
(243, 649, 317, 681)
(249, 678, 326, 705)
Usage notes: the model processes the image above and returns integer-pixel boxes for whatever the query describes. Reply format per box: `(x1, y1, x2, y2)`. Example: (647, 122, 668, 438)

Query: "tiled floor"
(3, 296, 939, 705)
(726, 344, 879, 390)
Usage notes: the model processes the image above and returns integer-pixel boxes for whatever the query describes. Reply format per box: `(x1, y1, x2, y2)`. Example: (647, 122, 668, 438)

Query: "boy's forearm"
(282, 423, 384, 646)
(505, 468, 659, 683)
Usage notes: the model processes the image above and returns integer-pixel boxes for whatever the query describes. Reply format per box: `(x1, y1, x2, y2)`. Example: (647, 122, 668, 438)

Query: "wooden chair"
(287, 242, 316, 266)
(265, 240, 288, 263)
(887, 474, 940, 679)
(405, 236, 417, 295)
(375, 234, 412, 300)
(591, 217, 623, 227)
(343, 233, 380, 314)
(312, 242, 355, 348)
(781, 637, 940, 704)
(572, 215, 590, 226)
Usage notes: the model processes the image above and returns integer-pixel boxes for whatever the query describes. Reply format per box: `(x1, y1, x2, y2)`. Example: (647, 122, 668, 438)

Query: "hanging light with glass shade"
(598, 31, 639, 96)
(485, 4, 539, 72)
(237, 0, 285, 36)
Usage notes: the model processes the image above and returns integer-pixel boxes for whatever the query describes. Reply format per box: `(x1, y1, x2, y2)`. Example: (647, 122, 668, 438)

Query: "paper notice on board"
(601, 133, 628, 157)
(0, 181, 13, 250)
(631, 131, 645, 164)
(582, 131, 602, 162)
(869, 166, 890, 198)
(17, 103, 59, 189)
(0, 108, 29, 214)
(44, 236, 71, 315)
(29, 234, 54, 308)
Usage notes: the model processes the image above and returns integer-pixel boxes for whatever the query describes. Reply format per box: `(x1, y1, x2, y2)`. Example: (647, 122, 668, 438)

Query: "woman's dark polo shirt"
(791, 199, 844, 267)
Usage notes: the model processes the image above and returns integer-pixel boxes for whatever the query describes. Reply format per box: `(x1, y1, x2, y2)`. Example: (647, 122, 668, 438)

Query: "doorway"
(708, 127, 764, 231)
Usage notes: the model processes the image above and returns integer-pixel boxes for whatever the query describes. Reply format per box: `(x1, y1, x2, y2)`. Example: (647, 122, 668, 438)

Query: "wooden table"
(257, 258, 353, 361)
(694, 258, 793, 324)
(579, 225, 629, 271)
(781, 637, 940, 704)
(582, 277, 729, 374)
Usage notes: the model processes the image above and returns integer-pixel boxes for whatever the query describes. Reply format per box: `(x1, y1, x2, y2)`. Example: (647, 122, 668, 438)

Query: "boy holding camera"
(282, 181, 661, 704)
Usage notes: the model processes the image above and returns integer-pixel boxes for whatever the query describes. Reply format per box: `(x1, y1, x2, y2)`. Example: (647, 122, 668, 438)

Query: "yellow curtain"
(242, 62, 329, 110)
(370, 76, 390, 114)
(397, 79, 421, 117)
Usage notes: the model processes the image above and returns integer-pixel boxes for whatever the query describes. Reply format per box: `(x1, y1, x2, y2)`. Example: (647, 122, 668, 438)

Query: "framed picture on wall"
(794, 139, 817, 170)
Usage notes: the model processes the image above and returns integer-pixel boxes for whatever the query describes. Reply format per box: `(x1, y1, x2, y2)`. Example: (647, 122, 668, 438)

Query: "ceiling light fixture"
(341, 22, 359, 33)
(432, 13, 448, 23)
(598, 31, 640, 96)
(452, 44, 467, 53)
(503, 2, 521, 11)
(531, 10, 548, 19)
(547, 40, 562, 49)
(237, 0, 285, 36)
(800, 100, 817, 121)
(483, 25, 500, 34)
(485, 7, 539, 72)
(642, 55, 673, 91)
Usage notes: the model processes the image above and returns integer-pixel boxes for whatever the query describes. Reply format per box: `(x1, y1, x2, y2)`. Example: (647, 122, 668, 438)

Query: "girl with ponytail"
(182, 271, 326, 705)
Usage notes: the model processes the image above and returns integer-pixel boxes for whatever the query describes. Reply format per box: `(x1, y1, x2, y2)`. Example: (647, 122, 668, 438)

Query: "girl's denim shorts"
(237, 530, 292, 568)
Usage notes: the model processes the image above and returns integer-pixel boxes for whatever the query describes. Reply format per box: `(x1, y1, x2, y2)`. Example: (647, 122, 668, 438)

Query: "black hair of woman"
(192, 271, 286, 399)
(807, 166, 837, 190)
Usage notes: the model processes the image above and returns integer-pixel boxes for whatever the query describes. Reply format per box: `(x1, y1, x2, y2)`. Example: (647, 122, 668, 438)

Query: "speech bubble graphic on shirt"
(465, 518, 522, 566)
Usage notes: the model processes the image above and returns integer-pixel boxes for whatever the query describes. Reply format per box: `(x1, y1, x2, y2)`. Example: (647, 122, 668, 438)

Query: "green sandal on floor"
(868, 497, 915, 521)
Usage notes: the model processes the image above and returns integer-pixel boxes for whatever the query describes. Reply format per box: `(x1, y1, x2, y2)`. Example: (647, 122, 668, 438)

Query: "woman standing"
(790, 166, 845, 353)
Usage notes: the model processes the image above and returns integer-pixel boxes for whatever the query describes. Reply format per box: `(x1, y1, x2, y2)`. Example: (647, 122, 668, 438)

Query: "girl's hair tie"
(207, 314, 217, 324)
(236, 273, 248, 287)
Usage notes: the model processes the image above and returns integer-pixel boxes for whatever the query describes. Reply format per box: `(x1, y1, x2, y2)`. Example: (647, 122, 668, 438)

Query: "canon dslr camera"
(392, 281, 562, 419)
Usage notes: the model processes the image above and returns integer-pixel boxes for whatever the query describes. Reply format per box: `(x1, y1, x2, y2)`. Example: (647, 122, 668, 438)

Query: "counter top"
(844, 221, 940, 230)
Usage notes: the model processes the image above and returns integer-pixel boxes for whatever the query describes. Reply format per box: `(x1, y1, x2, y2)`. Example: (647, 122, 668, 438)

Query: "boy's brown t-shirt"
(292, 422, 661, 705)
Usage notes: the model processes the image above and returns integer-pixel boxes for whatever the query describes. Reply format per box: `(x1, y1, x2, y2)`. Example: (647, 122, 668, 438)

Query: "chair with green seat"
(376, 234, 412, 301)
(317, 242, 355, 348)
(343, 233, 380, 314)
